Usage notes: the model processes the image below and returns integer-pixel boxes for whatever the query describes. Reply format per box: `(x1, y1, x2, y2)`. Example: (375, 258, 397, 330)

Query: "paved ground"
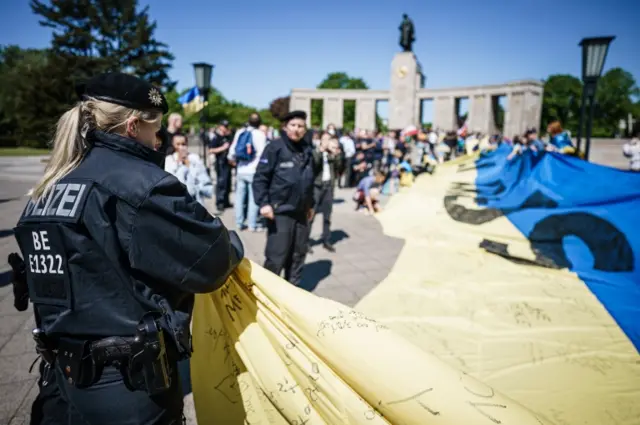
(0, 155, 404, 425)
(582, 138, 629, 169)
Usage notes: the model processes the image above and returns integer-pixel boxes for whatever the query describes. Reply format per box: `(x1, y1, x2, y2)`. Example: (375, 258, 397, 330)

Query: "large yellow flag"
(191, 259, 552, 424)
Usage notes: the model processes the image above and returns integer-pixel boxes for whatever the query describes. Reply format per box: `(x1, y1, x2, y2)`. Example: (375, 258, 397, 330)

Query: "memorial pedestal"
(388, 52, 423, 130)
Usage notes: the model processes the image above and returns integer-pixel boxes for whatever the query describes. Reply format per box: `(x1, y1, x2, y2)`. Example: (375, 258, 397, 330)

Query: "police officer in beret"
(11, 72, 244, 424)
(252, 110, 315, 285)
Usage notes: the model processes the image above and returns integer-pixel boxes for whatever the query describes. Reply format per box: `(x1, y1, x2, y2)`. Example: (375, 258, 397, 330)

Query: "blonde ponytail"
(30, 97, 161, 201)
(31, 103, 88, 200)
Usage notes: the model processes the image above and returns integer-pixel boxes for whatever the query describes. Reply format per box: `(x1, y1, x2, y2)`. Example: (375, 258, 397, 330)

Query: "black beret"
(281, 110, 307, 123)
(75, 72, 168, 114)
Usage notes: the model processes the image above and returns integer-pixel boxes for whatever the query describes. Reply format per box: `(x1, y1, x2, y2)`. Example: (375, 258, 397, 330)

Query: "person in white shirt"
(339, 132, 356, 187)
(227, 113, 268, 231)
(164, 133, 213, 206)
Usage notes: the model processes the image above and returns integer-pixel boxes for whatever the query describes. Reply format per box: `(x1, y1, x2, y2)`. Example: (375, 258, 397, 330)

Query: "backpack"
(235, 129, 255, 162)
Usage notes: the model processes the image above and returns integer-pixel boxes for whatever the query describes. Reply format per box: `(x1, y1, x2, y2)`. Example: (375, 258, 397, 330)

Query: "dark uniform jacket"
(208, 132, 232, 166)
(252, 134, 315, 216)
(312, 149, 344, 187)
(13, 130, 243, 357)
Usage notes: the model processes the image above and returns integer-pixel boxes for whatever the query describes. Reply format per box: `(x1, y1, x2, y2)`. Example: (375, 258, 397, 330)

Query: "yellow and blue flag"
(189, 143, 639, 425)
(357, 145, 640, 425)
(178, 86, 207, 116)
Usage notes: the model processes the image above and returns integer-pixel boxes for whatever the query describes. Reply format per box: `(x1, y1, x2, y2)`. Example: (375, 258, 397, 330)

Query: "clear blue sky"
(1, 0, 639, 116)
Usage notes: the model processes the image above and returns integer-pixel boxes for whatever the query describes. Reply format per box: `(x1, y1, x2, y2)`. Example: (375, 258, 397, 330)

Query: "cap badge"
(148, 88, 163, 106)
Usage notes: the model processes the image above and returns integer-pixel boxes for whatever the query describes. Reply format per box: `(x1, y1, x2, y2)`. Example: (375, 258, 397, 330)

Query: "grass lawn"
(0, 147, 50, 156)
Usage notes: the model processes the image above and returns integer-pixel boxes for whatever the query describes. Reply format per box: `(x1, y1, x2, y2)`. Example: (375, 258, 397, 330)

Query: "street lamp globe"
(579, 36, 615, 84)
(576, 36, 615, 161)
(192, 62, 214, 92)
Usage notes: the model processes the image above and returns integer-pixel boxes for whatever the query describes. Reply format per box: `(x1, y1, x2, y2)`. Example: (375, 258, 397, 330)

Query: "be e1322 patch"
(14, 224, 72, 309)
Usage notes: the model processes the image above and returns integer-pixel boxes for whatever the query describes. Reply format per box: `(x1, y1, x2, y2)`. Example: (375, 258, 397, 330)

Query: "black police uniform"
(12, 73, 244, 425)
(209, 128, 232, 210)
(252, 112, 315, 286)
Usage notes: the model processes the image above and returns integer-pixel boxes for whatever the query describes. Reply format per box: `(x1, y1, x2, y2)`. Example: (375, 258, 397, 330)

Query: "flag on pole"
(178, 86, 207, 116)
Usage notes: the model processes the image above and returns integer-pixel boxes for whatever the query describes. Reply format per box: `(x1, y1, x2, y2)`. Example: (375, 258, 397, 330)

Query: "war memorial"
(290, 15, 543, 135)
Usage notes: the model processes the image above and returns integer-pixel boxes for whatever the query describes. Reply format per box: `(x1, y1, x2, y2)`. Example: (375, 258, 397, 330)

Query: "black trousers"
(34, 360, 184, 425)
(30, 360, 67, 425)
(214, 161, 231, 208)
(264, 213, 309, 286)
(309, 183, 333, 245)
(344, 163, 353, 187)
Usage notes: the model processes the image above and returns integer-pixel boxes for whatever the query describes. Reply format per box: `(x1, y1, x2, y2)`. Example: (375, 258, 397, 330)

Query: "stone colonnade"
(422, 80, 544, 136)
(289, 90, 388, 132)
(290, 81, 543, 136)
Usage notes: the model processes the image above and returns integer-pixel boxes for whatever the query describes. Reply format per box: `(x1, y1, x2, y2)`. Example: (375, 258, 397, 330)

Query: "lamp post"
(192, 62, 214, 160)
(576, 36, 614, 160)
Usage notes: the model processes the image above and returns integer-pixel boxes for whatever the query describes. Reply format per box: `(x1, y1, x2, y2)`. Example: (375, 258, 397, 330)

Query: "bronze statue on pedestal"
(399, 14, 415, 52)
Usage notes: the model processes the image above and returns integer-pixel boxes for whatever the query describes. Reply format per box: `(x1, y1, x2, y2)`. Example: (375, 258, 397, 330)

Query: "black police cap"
(281, 110, 307, 123)
(75, 72, 168, 114)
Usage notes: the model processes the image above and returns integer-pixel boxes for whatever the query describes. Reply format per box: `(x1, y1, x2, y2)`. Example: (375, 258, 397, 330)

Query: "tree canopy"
(312, 72, 369, 130)
(0, 46, 76, 147)
(269, 96, 290, 121)
(164, 88, 279, 131)
(0, 1, 278, 147)
(30, 0, 174, 89)
(542, 69, 638, 137)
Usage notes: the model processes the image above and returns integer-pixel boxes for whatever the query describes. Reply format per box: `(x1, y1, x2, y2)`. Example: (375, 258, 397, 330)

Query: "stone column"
(433, 96, 456, 131)
(355, 98, 376, 131)
(389, 52, 421, 129)
(504, 92, 525, 137)
(322, 97, 344, 129)
(289, 96, 312, 127)
(524, 90, 543, 132)
(414, 98, 423, 128)
(468, 94, 492, 134)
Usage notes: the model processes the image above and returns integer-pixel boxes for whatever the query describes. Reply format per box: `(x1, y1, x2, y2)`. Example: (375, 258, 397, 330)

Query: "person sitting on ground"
(354, 170, 386, 215)
(164, 133, 213, 206)
(351, 151, 370, 185)
(546, 120, 575, 154)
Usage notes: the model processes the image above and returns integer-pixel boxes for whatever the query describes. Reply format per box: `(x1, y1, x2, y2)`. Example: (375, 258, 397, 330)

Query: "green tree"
(269, 96, 290, 121)
(165, 87, 280, 132)
(313, 72, 368, 130)
(541, 74, 582, 134)
(0, 46, 76, 147)
(593, 68, 639, 137)
(30, 0, 174, 89)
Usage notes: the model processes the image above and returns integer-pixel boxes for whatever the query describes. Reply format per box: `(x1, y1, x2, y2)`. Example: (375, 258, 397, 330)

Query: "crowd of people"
(155, 111, 606, 290)
(150, 110, 640, 330)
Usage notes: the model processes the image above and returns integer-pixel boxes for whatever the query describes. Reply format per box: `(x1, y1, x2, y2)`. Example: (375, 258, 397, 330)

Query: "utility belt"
(34, 315, 173, 396)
